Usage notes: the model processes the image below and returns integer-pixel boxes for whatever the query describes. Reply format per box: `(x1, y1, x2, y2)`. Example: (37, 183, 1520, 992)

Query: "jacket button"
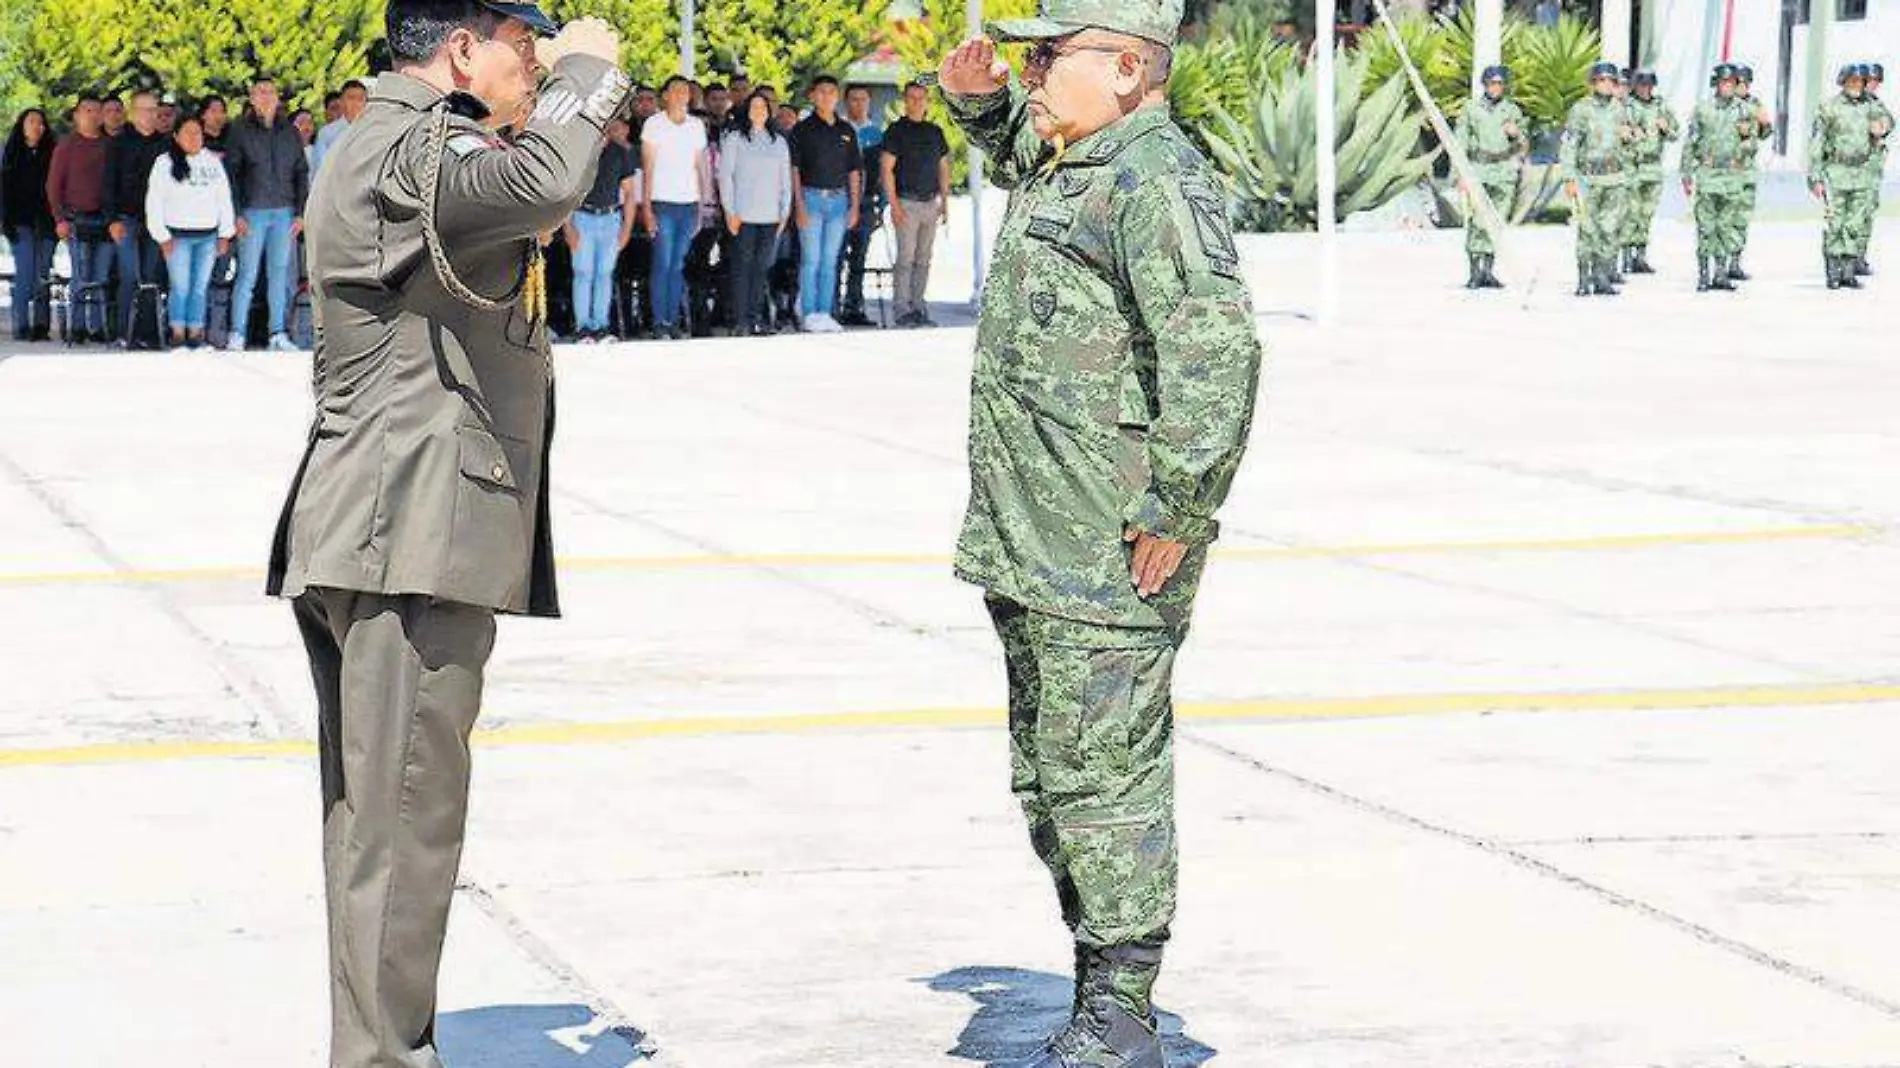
(492, 463, 507, 481)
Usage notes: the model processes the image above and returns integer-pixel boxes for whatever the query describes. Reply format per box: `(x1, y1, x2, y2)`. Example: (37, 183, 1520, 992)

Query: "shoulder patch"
(446, 132, 496, 157)
(1181, 180, 1240, 280)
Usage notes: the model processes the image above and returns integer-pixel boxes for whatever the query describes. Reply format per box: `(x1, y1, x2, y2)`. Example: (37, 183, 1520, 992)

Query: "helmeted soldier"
(1810, 62, 1887, 290)
(1619, 70, 1678, 275)
(935, 0, 1263, 1063)
(1561, 60, 1633, 296)
(1729, 61, 1773, 280)
(1454, 64, 1528, 290)
(1857, 61, 1892, 275)
(1683, 63, 1751, 292)
(264, 3, 630, 1065)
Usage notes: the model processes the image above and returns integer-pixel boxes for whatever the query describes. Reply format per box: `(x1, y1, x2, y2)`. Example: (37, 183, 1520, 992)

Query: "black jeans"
(836, 218, 879, 316)
(727, 223, 779, 332)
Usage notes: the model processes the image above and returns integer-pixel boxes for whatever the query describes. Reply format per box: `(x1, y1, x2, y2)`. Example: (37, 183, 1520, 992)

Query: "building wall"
(1644, 0, 1900, 172)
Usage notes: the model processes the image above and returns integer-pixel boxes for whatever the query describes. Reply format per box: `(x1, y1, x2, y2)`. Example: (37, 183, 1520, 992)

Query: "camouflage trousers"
(1463, 175, 1518, 256)
(1621, 176, 1664, 248)
(1736, 179, 1760, 255)
(987, 597, 1178, 997)
(1823, 185, 1878, 257)
(1693, 187, 1748, 259)
(1574, 180, 1627, 267)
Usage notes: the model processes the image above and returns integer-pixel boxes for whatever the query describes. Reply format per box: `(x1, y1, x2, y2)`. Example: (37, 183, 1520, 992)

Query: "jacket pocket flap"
(458, 427, 519, 491)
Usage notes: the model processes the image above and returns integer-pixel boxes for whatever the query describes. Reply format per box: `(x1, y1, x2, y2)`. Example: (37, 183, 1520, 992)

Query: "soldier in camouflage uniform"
(1453, 65, 1528, 290)
(1561, 61, 1634, 296)
(1730, 63, 1773, 281)
(1620, 70, 1678, 275)
(1683, 64, 1752, 292)
(1857, 62, 1891, 275)
(937, 0, 1262, 1063)
(1810, 64, 1890, 290)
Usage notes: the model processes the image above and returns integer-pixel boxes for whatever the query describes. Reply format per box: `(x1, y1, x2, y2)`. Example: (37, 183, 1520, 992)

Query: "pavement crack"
(1181, 730, 1900, 1022)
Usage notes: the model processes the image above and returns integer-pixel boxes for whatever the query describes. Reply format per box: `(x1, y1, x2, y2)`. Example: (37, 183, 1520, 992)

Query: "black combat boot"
(1840, 256, 1863, 289)
(1595, 260, 1620, 296)
(1696, 258, 1712, 292)
(1825, 257, 1844, 290)
(1480, 255, 1505, 289)
(1607, 253, 1626, 285)
(1728, 257, 1750, 281)
(1576, 262, 1593, 297)
(1630, 246, 1655, 274)
(1466, 255, 1484, 289)
(1854, 256, 1873, 277)
(1033, 944, 1167, 1068)
(1709, 257, 1736, 291)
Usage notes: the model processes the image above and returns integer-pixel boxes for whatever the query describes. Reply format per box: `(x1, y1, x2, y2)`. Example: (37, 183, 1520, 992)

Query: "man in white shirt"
(640, 75, 709, 339)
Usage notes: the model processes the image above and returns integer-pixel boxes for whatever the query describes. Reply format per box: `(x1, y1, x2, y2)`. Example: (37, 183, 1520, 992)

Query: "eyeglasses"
(1023, 39, 1136, 76)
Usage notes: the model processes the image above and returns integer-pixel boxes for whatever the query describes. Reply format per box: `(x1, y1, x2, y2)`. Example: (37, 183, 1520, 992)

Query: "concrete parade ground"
(2, 217, 1899, 1067)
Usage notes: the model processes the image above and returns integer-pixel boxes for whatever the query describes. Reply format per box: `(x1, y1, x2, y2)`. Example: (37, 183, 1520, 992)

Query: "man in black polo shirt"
(881, 81, 951, 328)
(567, 120, 640, 342)
(103, 89, 170, 345)
(789, 75, 860, 333)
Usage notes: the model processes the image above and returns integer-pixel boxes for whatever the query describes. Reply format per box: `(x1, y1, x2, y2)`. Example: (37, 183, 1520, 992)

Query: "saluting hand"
(939, 37, 1010, 97)
(538, 16, 621, 70)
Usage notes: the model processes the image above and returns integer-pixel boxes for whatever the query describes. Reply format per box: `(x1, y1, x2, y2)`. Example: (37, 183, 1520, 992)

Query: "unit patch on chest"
(1057, 169, 1092, 198)
(1029, 290, 1057, 326)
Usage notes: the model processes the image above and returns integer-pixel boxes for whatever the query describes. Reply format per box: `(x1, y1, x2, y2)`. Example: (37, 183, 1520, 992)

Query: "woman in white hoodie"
(145, 114, 235, 351)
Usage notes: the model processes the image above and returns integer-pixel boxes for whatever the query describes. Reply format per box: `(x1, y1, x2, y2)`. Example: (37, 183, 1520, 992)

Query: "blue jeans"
(798, 189, 850, 318)
(648, 202, 697, 329)
(232, 207, 294, 341)
(570, 209, 621, 332)
(66, 227, 114, 337)
(114, 226, 165, 340)
(9, 228, 54, 337)
(164, 234, 219, 332)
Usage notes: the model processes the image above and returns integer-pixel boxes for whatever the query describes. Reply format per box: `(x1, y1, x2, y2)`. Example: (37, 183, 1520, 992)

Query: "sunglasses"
(1023, 39, 1135, 75)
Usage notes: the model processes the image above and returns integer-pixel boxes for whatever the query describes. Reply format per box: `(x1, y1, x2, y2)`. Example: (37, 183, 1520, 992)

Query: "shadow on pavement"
(925, 966, 1217, 1066)
(438, 1003, 653, 1066)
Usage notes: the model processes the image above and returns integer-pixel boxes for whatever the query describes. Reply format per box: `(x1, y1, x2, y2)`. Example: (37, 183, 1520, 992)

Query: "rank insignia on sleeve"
(1183, 183, 1241, 280)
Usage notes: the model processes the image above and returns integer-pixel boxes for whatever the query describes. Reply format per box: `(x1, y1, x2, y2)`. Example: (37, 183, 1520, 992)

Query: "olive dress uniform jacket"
(267, 56, 631, 617)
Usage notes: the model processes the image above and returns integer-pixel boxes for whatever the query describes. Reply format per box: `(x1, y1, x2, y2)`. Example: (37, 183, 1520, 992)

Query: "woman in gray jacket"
(717, 91, 792, 337)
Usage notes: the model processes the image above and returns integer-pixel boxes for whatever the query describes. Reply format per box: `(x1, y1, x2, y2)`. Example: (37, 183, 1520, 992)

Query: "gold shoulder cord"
(418, 106, 547, 325)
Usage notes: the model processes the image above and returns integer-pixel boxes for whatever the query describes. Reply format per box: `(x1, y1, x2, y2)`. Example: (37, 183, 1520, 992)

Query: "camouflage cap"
(988, 0, 1185, 46)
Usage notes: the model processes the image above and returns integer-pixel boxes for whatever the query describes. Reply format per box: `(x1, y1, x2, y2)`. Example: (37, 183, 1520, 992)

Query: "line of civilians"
(1, 70, 953, 350)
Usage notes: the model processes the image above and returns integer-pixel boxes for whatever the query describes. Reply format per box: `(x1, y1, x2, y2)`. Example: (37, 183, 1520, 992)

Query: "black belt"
(576, 204, 622, 215)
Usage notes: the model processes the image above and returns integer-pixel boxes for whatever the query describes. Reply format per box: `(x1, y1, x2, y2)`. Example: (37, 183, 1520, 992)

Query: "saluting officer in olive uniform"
(938, 1, 1262, 1064)
(264, 3, 629, 1065)
(1454, 64, 1528, 290)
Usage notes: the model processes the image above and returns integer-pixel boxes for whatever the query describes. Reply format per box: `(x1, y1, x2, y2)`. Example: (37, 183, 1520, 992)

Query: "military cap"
(480, 1, 557, 35)
(1710, 62, 1739, 84)
(1632, 70, 1658, 87)
(1587, 61, 1620, 82)
(1869, 62, 1885, 80)
(1481, 64, 1509, 84)
(1735, 62, 1755, 83)
(1840, 62, 1869, 84)
(988, 0, 1184, 46)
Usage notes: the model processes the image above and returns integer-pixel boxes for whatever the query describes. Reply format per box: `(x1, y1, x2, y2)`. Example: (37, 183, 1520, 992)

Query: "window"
(1794, 0, 1870, 22)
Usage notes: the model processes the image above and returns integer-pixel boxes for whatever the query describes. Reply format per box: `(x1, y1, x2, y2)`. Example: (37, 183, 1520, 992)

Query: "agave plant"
(1509, 14, 1602, 139)
(1357, 11, 1466, 121)
(1200, 49, 1442, 232)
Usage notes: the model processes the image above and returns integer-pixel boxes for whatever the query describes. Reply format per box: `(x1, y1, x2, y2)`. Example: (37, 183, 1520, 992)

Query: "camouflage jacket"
(1560, 93, 1634, 185)
(1868, 92, 1895, 171)
(1621, 94, 1680, 178)
(1809, 92, 1885, 192)
(943, 84, 1262, 631)
(1738, 92, 1774, 178)
(1454, 95, 1529, 182)
(1683, 96, 1753, 194)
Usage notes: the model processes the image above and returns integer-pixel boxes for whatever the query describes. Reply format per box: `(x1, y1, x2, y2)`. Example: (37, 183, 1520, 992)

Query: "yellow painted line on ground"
(6, 680, 1899, 770)
(0, 524, 1876, 590)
